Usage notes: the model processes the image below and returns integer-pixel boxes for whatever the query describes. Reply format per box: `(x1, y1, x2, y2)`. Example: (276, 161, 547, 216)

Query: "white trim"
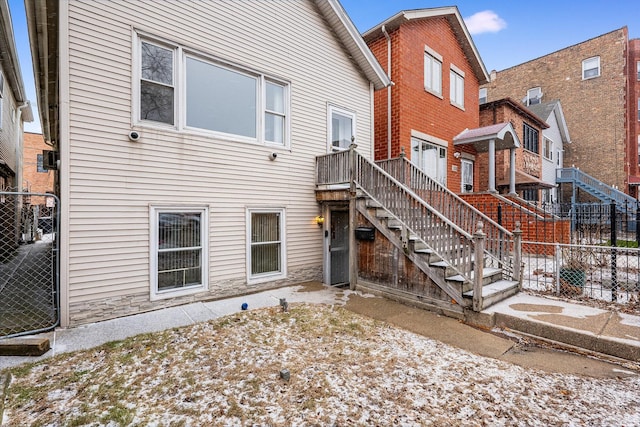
(450, 63, 465, 78)
(424, 49, 443, 97)
(582, 56, 600, 80)
(327, 104, 357, 152)
(59, 0, 71, 328)
(424, 44, 443, 62)
(133, 31, 291, 149)
(410, 129, 448, 147)
(449, 68, 465, 110)
(246, 207, 287, 284)
(149, 205, 209, 301)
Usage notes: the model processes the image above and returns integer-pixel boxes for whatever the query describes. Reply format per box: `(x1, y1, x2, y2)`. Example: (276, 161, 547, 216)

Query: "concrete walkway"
(1, 283, 639, 372)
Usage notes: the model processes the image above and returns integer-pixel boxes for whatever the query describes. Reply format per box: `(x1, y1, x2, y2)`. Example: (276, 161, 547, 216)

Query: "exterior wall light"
(315, 215, 325, 226)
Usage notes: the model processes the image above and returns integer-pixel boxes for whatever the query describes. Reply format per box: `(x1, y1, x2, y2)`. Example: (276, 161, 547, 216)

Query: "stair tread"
(445, 267, 501, 282)
(463, 279, 519, 297)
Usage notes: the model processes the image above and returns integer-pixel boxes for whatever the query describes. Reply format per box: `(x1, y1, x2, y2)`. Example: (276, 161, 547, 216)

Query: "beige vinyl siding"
(65, 0, 372, 315)
(0, 64, 18, 183)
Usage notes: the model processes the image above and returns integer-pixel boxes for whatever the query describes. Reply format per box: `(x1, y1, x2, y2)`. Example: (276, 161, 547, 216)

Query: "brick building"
(629, 38, 640, 194)
(22, 132, 54, 195)
(481, 28, 639, 198)
(363, 7, 489, 193)
(476, 98, 550, 200)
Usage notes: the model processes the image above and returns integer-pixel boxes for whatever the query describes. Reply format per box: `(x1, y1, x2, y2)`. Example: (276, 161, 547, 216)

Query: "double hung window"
(137, 36, 289, 147)
(526, 87, 542, 106)
(523, 123, 539, 154)
(543, 138, 553, 161)
(479, 88, 487, 104)
(247, 208, 286, 283)
(450, 68, 464, 108)
(582, 56, 600, 79)
(424, 48, 442, 96)
(151, 207, 208, 299)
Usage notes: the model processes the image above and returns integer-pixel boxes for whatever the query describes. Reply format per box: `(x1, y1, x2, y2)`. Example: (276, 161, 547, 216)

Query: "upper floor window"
(526, 87, 542, 106)
(450, 67, 464, 109)
(542, 137, 553, 161)
(137, 35, 290, 147)
(523, 123, 539, 153)
(582, 56, 600, 80)
(637, 61, 640, 80)
(424, 47, 442, 96)
(328, 105, 356, 151)
(479, 87, 487, 104)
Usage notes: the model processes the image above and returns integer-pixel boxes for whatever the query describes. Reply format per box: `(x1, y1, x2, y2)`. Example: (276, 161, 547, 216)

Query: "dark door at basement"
(330, 210, 349, 285)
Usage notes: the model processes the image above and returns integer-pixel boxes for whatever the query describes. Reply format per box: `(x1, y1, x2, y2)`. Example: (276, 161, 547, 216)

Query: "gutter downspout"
(382, 25, 392, 160)
(15, 102, 30, 191)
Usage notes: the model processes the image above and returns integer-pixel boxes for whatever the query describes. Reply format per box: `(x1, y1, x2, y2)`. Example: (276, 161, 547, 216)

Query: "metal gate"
(0, 191, 59, 338)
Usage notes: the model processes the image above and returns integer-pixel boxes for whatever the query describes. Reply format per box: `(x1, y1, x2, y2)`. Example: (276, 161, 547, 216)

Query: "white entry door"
(411, 137, 446, 185)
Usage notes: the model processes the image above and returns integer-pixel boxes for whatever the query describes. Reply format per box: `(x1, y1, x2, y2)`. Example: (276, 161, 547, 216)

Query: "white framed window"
(526, 87, 542, 106)
(247, 208, 286, 283)
(461, 159, 473, 193)
(638, 99, 640, 121)
(140, 40, 175, 125)
(582, 56, 600, 79)
(479, 87, 487, 104)
(449, 68, 464, 109)
(637, 61, 640, 81)
(543, 138, 553, 161)
(328, 105, 356, 151)
(411, 136, 447, 186)
(136, 34, 290, 147)
(424, 47, 442, 96)
(523, 123, 539, 153)
(150, 206, 208, 300)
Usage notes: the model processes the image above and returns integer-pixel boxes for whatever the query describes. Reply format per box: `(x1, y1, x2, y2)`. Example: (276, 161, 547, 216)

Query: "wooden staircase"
(316, 148, 522, 312)
(358, 197, 519, 311)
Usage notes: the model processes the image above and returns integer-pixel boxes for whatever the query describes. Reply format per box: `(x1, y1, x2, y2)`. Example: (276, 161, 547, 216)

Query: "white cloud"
(464, 10, 507, 35)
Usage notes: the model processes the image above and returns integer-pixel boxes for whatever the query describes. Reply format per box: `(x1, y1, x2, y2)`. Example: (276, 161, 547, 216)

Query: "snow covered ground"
(2, 304, 639, 426)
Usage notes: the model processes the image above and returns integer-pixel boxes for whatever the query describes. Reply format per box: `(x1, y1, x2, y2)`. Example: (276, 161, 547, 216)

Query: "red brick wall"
(368, 17, 482, 193)
(460, 193, 570, 250)
(628, 39, 640, 197)
(22, 132, 54, 196)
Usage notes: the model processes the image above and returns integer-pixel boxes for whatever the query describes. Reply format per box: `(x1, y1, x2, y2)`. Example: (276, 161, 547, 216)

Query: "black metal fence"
(0, 191, 59, 338)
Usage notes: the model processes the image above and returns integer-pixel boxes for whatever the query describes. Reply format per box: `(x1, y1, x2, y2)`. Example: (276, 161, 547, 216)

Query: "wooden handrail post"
(513, 221, 523, 289)
(473, 221, 485, 312)
(349, 143, 358, 290)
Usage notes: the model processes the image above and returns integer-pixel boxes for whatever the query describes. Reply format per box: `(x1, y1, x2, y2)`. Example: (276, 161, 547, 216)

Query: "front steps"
(358, 197, 519, 311)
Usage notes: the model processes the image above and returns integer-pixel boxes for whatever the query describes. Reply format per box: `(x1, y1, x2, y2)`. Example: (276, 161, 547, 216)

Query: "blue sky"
(7, 0, 640, 134)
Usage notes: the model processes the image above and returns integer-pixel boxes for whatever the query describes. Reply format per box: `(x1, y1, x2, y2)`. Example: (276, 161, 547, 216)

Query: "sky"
(7, 0, 640, 134)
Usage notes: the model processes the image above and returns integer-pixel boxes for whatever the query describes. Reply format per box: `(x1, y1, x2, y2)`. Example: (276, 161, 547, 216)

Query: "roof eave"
(315, 0, 391, 90)
(362, 7, 490, 85)
(25, 0, 59, 143)
(0, 0, 27, 103)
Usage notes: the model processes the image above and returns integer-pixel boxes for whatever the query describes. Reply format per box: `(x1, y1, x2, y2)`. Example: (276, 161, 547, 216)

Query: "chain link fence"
(0, 191, 59, 338)
(522, 241, 640, 311)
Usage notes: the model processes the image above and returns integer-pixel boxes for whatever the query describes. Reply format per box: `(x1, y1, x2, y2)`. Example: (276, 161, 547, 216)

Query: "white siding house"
(528, 100, 571, 203)
(26, 0, 389, 326)
(0, 0, 33, 192)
